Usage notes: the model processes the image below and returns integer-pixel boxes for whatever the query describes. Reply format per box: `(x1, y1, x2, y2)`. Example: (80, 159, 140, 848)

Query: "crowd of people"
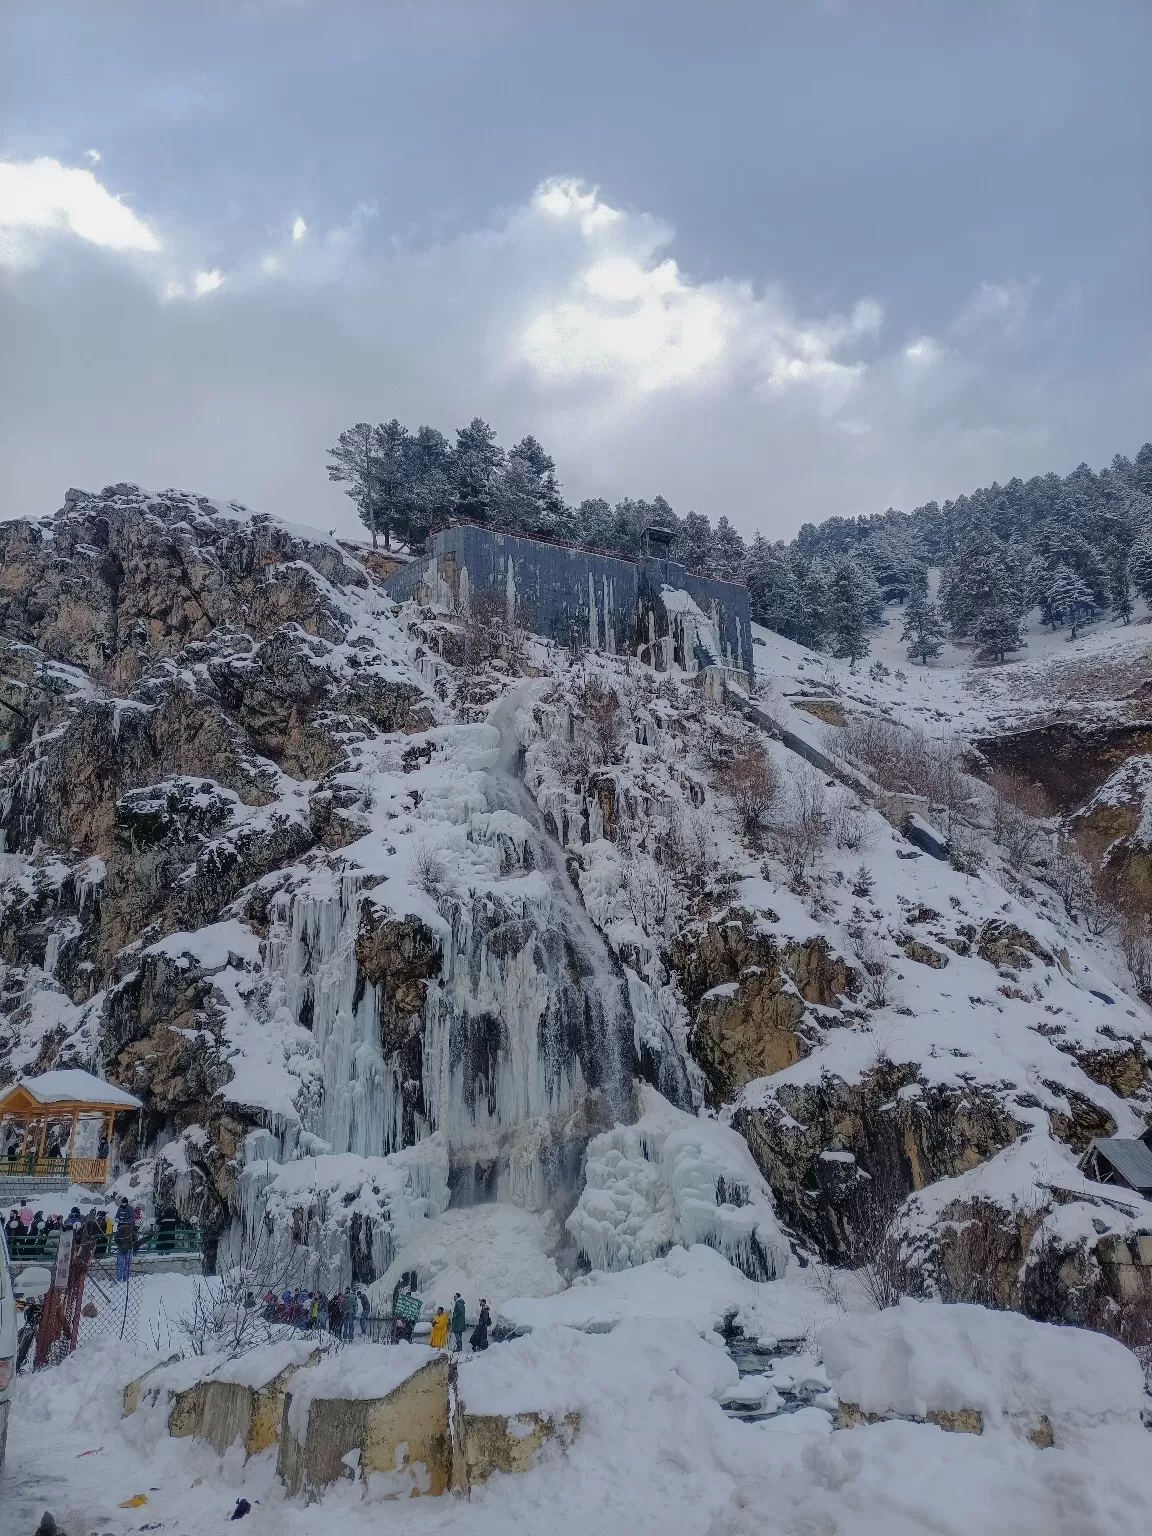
(259, 1270, 493, 1353)
(262, 1285, 373, 1342)
(5, 1196, 192, 1279)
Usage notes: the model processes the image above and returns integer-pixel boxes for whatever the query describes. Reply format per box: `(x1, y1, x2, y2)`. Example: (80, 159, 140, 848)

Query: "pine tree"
(675, 511, 714, 572)
(1047, 563, 1095, 638)
(1127, 530, 1152, 604)
(453, 418, 505, 522)
(401, 425, 455, 547)
(744, 536, 800, 633)
(1113, 573, 1134, 624)
(793, 560, 830, 650)
(370, 418, 412, 550)
(710, 516, 746, 580)
(326, 422, 380, 545)
(901, 589, 945, 664)
(974, 605, 1023, 663)
(827, 559, 871, 667)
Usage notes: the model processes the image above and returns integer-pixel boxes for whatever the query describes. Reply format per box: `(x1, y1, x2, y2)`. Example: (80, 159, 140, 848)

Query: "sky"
(0, 0, 1148, 541)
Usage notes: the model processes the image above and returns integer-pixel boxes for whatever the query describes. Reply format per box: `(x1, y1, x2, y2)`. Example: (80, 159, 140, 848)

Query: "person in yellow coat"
(428, 1306, 450, 1350)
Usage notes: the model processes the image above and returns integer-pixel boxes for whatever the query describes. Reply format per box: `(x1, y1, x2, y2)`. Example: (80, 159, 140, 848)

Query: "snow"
(147, 919, 263, 971)
(371, 1203, 564, 1318)
(7, 1285, 1152, 1536)
(459, 1318, 738, 1418)
(2, 1068, 142, 1108)
(499, 1242, 844, 1346)
(820, 1297, 1147, 1435)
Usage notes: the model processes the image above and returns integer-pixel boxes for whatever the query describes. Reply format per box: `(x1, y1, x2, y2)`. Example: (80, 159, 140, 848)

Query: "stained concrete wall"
(277, 1356, 451, 1501)
(459, 1410, 581, 1487)
(386, 523, 753, 682)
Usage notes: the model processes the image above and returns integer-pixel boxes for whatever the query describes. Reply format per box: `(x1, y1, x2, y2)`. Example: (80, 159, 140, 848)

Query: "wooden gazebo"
(0, 1069, 142, 1189)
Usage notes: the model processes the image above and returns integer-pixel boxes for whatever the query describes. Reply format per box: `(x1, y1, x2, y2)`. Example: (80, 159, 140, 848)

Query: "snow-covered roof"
(1086, 1137, 1152, 1194)
(1, 1070, 142, 1110)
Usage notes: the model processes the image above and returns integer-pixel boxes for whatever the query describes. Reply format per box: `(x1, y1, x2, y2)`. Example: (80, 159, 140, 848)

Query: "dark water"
(721, 1335, 833, 1425)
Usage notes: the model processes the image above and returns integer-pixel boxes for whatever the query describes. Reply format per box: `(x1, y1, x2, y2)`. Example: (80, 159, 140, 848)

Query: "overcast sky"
(1, 0, 1148, 540)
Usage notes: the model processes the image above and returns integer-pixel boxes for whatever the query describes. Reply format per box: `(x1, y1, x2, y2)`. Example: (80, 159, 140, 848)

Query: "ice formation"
(566, 1086, 790, 1280)
(265, 873, 403, 1159)
(235, 1134, 450, 1292)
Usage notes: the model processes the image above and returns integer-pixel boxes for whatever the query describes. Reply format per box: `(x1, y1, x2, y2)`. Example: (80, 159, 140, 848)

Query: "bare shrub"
(853, 1159, 911, 1310)
(621, 849, 683, 940)
(459, 589, 531, 672)
(1119, 905, 1152, 1001)
(771, 767, 830, 879)
(849, 928, 895, 1008)
(984, 770, 1048, 874)
(659, 806, 717, 889)
(829, 791, 872, 852)
(947, 822, 987, 876)
(573, 675, 626, 767)
(411, 839, 452, 898)
(1041, 840, 1117, 932)
(836, 716, 973, 823)
(716, 738, 782, 844)
(176, 1235, 299, 1359)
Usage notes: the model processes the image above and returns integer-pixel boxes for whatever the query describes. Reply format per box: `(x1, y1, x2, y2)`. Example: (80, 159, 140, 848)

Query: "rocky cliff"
(2, 485, 1150, 1337)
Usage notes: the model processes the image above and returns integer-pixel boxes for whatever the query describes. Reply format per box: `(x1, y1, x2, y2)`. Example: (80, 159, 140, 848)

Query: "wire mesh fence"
(75, 1249, 145, 1349)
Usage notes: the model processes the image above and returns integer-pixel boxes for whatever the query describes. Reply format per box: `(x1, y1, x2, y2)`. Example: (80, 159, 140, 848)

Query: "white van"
(0, 1229, 16, 1475)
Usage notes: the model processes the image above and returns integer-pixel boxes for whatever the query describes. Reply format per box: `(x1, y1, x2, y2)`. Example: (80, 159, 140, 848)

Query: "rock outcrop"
(669, 911, 855, 1103)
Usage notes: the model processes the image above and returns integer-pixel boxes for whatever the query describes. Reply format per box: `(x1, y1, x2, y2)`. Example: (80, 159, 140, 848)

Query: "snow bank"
(460, 1319, 738, 1420)
(566, 1086, 790, 1280)
(499, 1242, 831, 1346)
(820, 1297, 1146, 1435)
(284, 1342, 434, 1442)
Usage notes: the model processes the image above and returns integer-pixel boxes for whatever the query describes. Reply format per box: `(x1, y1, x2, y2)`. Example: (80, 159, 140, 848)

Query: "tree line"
(328, 417, 1152, 666)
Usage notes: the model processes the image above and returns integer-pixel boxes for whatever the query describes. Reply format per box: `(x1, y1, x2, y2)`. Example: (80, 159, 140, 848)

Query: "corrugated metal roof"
(1089, 1138, 1152, 1193)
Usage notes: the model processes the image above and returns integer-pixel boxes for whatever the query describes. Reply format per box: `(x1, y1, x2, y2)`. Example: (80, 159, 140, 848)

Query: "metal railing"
(0, 1154, 109, 1186)
(7, 1227, 204, 1262)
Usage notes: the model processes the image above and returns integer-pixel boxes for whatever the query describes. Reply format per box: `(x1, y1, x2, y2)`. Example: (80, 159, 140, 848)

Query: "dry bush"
(1043, 841, 1115, 933)
(852, 1159, 912, 1310)
(1118, 904, 1152, 1000)
(621, 849, 683, 940)
(176, 1233, 300, 1359)
(657, 806, 717, 889)
(459, 589, 532, 672)
(716, 738, 782, 843)
(836, 716, 973, 823)
(829, 791, 873, 852)
(770, 767, 831, 880)
(849, 928, 896, 1008)
(411, 839, 452, 898)
(573, 675, 627, 767)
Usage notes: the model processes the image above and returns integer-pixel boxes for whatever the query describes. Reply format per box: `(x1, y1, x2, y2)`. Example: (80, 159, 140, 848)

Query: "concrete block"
(460, 1410, 580, 1487)
(278, 1356, 450, 1502)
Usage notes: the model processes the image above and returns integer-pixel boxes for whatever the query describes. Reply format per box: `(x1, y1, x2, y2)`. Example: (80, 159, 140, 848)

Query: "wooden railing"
(0, 1154, 109, 1186)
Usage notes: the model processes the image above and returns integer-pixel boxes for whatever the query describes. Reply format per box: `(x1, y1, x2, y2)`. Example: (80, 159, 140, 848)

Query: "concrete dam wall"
(385, 523, 753, 686)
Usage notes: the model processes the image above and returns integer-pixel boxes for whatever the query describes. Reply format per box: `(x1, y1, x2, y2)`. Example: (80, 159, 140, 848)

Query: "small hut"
(0, 1070, 141, 1190)
(1080, 1136, 1152, 1198)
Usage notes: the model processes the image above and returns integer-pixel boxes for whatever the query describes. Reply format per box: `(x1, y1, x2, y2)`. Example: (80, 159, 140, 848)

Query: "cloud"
(0, 156, 160, 269)
(291, 216, 307, 242)
(516, 180, 882, 400)
(1, 171, 1140, 541)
